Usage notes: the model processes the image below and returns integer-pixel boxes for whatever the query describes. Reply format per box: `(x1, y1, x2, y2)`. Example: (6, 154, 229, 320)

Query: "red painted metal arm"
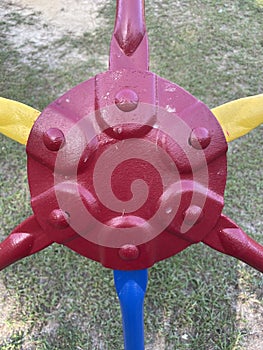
(203, 214, 263, 272)
(0, 215, 53, 271)
(110, 0, 148, 70)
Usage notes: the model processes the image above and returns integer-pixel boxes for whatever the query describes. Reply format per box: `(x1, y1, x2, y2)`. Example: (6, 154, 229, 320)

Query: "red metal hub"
(26, 69, 227, 270)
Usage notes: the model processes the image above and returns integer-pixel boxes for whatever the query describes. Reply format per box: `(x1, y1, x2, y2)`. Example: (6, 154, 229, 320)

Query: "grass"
(0, 0, 262, 349)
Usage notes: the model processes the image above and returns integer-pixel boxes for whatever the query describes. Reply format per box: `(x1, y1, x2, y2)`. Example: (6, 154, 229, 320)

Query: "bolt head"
(48, 209, 69, 229)
(189, 127, 211, 150)
(119, 244, 140, 261)
(115, 89, 139, 112)
(43, 128, 65, 151)
(183, 205, 203, 226)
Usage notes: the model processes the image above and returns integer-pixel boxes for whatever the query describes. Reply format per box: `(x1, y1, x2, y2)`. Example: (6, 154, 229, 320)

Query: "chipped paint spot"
(165, 105, 176, 113)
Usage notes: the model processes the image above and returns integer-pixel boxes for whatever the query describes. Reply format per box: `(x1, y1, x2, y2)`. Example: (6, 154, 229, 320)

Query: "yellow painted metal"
(0, 97, 40, 145)
(212, 94, 263, 142)
(0, 94, 262, 145)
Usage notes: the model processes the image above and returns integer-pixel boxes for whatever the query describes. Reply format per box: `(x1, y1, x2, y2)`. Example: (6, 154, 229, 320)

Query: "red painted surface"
(203, 215, 263, 272)
(24, 71, 227, 270)
(0, 0, 262, 272)
(0, 216, 52, 270)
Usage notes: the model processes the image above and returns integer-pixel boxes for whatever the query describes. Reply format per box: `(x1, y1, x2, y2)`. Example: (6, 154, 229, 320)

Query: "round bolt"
(115, 89, 139, 112)
(48, 209, 69, 229)
(189, 127, 211, 150)
(119, 244, 140, 261)
(43, 128, 65, 151)
(183, 205, 203, 226)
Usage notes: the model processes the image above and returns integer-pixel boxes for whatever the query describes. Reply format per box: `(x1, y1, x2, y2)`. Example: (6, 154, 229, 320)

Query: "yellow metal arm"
(0, 97, 40, 145)
(212, 94, 263, 142)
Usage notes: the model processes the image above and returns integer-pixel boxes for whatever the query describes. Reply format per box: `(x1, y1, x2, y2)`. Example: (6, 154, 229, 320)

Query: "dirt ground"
(2, 0, 108, 73)
(15, 0, 104, 35)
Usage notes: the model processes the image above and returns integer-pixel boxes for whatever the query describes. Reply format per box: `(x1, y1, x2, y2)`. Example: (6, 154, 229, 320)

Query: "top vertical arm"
(109, 0, 149, 71)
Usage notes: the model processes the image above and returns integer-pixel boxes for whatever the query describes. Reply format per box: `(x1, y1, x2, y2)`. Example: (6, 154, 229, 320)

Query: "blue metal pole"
(114, 269, 148, 350)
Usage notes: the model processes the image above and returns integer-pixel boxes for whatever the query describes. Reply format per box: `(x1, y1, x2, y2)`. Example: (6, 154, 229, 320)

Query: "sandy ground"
(1, 0, 108, 70)
(14, 0, 104, 35)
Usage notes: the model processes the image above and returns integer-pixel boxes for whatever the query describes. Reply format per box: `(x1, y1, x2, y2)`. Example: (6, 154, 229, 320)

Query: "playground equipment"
(0, 1, 262, 349)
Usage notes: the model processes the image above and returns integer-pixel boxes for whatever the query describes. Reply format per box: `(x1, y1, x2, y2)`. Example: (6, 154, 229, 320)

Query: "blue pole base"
(114, 269, 148, 350)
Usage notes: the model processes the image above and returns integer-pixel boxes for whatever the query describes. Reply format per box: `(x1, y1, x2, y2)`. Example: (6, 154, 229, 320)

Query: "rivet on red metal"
(115, 89, 139, 112)
(189, 127, 211, 150)
(119, 244, 140, 261)
(183, 205, 204, 226)
(43, 127, 65, 151)
(48, 209, 70, 229)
